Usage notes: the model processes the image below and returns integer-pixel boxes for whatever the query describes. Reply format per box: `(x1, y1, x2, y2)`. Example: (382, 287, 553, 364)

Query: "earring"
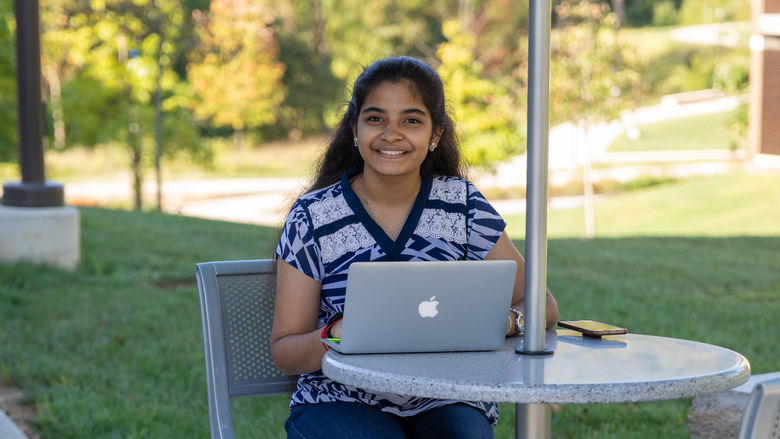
(354, 137, 358, 147)
(429, 142, 436, 152)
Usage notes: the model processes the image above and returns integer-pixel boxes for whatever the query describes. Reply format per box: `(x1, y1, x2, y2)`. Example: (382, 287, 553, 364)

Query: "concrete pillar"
(749, 0, 780, 163)
(0, 206, 80, 271)
(0, 1, 81, 271)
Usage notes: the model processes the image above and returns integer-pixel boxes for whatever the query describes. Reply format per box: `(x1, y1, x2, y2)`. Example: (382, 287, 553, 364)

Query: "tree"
(323, 0, 448, 82)
(188, 0, 285, 150)
(0, 2, 16, 162)
(550, 0, 643, 238)
(41, 0, 202, 210)
(437, 19, 525, 167)
(271, 0, 341, 139)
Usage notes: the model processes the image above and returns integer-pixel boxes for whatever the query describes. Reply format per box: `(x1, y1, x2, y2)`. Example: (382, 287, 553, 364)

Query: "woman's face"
(353, 80, 441, 181)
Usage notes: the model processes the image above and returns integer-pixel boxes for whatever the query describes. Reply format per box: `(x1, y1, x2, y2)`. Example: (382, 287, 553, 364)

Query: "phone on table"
(558, 320, 627, 338)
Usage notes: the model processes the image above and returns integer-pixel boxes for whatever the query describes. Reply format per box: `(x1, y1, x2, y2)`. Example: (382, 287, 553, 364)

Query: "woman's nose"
(380, 124, 403, 142)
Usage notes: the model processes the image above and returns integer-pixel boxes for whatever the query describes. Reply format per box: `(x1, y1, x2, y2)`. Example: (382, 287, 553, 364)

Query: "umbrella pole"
(516, 0, 552, 437)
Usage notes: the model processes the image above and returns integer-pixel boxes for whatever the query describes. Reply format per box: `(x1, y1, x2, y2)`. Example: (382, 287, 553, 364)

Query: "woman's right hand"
(329, 319, 344, 339)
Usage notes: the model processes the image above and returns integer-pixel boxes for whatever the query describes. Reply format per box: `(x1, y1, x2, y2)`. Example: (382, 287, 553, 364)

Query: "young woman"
(270, 56, 558, 439)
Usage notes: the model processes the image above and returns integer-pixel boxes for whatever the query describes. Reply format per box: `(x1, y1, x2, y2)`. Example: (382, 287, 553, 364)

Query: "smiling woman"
(268, 56, 557, 439)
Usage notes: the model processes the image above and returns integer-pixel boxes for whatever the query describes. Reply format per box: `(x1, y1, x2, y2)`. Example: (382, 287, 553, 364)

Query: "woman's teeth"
(379, 150, 405, 155)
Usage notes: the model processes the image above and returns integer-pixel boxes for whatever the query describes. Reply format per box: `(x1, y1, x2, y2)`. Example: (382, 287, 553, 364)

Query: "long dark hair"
(305, 56, 466, 193)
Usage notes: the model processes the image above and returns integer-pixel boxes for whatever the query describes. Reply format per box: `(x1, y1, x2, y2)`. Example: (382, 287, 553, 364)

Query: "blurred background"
(0, 0, 765, 225)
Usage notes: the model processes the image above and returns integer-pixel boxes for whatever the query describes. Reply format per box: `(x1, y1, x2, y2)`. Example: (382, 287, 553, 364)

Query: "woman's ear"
(432, 126, 444, 145)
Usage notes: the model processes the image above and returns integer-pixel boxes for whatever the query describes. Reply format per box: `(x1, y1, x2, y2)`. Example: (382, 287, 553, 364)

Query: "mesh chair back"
(196, 259, 297, 439)
(738, 376, 780, 439)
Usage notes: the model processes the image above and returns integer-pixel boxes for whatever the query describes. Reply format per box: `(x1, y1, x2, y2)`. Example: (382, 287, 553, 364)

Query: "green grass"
(0, 137, 323, 184)
(1, 171, 779, 438)
(505, 172, 780, 238)
(609, 110, 740, 152)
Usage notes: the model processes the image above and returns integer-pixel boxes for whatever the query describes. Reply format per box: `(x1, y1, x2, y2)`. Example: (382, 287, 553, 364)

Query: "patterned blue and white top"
(275, 169, 507, 424)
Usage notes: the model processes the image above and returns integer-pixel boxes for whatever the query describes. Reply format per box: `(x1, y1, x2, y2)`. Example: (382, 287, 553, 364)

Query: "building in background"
(750, 0, 780, 162)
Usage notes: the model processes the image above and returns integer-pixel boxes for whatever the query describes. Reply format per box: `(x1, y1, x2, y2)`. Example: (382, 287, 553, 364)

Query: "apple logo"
(418, 296, 439, 318)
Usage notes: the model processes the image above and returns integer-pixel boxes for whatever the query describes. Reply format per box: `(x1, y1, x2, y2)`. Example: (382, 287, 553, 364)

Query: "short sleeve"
(275, 201, 324, 282)
(466, 182, 506, 260)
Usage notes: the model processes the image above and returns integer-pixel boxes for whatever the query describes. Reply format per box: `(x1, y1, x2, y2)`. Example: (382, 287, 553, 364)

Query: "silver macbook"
(322, 260, 517, 354)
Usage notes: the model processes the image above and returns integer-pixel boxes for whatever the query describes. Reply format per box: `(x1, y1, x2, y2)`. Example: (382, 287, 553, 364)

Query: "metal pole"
(15, 0, 45, 184)
(516, 403, 551, 439)
(516, 351, 551, 439)
(516, 0, 551, 436)
(2, 0, 63, 207)
(523, 0, 551, 355)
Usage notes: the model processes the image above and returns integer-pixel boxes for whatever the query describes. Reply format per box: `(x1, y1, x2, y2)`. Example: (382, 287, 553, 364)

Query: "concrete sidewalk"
(0, 410, 26, 439)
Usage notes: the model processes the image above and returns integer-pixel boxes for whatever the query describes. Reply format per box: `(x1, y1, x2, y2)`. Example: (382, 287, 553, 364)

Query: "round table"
(322, 330, 750, 437)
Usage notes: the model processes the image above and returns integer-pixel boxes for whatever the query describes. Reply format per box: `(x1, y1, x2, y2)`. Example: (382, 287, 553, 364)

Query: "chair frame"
(738, 376, 780, 439)
(196, 259, 297, 439)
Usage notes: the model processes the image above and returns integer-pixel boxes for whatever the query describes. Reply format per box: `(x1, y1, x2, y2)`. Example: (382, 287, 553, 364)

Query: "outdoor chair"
(196, 259, 297, 439)
(738, 376, 780, 439)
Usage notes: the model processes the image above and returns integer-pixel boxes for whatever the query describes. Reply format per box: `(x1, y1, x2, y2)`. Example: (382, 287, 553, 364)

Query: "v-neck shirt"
(276, 169, 507, 423)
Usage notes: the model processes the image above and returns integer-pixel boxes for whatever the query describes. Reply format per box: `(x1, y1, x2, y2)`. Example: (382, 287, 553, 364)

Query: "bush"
(652, 1, 678, 26)
(678, 0, 751, 25)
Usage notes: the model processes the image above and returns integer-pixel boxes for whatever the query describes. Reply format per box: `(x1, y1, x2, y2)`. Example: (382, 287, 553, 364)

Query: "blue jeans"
(285, 402, 494, 439)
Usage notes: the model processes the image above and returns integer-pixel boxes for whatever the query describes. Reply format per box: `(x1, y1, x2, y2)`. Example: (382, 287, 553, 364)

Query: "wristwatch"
(511, 307, 525, 335)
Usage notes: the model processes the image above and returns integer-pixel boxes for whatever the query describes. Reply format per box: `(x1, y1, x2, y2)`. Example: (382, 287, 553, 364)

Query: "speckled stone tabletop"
(322, 329, 750, 404)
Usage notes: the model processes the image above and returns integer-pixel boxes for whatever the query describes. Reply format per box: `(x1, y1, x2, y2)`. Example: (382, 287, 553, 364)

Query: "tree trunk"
(233, 128, 245, 166)
(153, 33, 164, 211)
(44, 65, 66, 149)
(130, 123, 143, 210)
(613, 0, 626, 27)
(580, 124, 596, 239)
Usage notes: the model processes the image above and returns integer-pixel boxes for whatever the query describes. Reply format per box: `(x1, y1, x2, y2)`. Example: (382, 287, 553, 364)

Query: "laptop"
(322, 260, 517, 354)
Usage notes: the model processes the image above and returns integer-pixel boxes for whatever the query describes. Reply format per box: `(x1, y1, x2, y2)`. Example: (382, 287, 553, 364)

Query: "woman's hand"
(329, 319, 344, 339)
(486, 231, 559, 330)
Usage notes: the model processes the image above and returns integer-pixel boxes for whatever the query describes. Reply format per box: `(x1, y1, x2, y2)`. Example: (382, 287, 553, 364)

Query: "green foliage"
(437, 19, 524, 167)
(187, 0, 285, 131)
(729, 104, 748, 151)
(622, 0, 665, 27)
(322, 0, 446, 81)
(39, 0, 204, 207)
(713, 50, 750, 93)
(651, 0, 678, 26)
(680, 53, 714, 91)
(272, 0, 342, 139)
(677, 0, 751, 25)
(551, 1, 643, 125)
(0, 4, 16, 161)
(1, 0, 756, 176)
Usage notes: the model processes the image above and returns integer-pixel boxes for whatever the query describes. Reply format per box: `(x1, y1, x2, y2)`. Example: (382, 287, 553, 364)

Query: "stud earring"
(354, 137, 358, 147)
(429, 142, 436, 152)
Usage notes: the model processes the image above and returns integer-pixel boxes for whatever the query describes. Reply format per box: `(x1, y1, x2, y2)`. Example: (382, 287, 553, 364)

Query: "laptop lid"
(326, 260, 517, 354)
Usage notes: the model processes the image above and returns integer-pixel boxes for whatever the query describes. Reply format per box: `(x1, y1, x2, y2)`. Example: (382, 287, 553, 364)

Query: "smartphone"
(558, 320, 627, 337)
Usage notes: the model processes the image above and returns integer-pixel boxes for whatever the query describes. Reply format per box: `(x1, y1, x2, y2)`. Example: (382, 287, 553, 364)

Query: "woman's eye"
(366, 115, 382, 122)
(405, 118, 421, 124)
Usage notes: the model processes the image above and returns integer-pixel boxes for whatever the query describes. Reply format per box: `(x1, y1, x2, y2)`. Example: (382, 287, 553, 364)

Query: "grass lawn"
(0, 137, 325, 185)
(1, 171, 779, 438)
(609, 109, 740, 152)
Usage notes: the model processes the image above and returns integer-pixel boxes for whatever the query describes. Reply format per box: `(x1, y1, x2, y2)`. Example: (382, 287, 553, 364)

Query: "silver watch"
(511, 307, 525, 335)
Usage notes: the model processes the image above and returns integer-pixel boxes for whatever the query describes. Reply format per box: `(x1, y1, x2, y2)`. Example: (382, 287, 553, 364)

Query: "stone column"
(0, 0, 79, 271)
